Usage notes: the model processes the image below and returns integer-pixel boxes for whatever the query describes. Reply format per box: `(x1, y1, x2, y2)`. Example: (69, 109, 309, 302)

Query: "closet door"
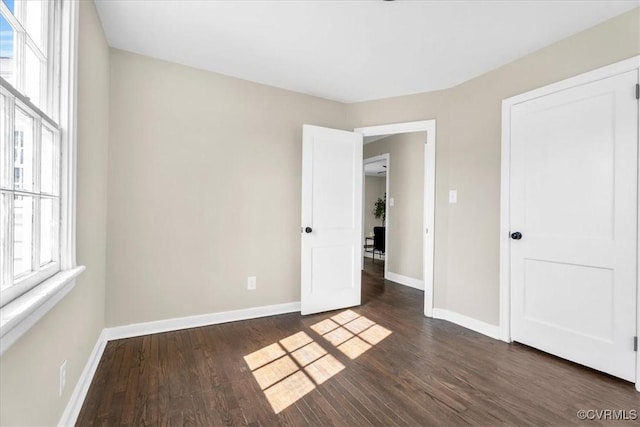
(509, 70, 638, 381)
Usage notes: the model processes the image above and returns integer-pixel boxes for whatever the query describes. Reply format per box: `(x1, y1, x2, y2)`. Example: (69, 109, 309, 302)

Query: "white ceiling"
(95, 0, 639, 103)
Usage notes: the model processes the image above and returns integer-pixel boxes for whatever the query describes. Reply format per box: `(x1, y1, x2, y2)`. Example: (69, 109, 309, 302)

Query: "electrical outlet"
(247, 276, 256, 290)
(59, 360, 67, 396)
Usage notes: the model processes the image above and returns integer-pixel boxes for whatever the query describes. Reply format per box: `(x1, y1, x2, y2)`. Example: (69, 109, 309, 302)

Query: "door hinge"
(634, 336, 638, 352)
(636, 83, 639, 100)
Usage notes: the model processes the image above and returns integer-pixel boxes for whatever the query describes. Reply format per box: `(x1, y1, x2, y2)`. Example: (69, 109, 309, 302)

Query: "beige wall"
(364, 175, 385, 239)
(349, 7, 640, 325)
(106, 50, 348, 326)
(0, 1, 109, 425)
(364, 133, 425, 280)
(107, 8, 639, 328)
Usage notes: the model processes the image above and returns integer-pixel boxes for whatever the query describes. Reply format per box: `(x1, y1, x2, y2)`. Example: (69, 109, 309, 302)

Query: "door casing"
(362, 153, 390, 277)
(499, 55, 640, 390)
(355, 120, 437, 317)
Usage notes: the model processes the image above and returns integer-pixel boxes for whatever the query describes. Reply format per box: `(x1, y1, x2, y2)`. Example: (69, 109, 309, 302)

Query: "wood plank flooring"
(77, 261, 640, 426)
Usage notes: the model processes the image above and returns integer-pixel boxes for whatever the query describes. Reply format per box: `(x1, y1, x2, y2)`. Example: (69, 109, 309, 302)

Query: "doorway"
(355, 121, 436, 317)
(363, 154, 389, 279)
(300, 121, 436, 318)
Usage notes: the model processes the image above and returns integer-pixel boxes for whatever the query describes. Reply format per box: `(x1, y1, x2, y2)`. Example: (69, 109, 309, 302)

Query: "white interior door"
(510, 70, 638, 381)
(301, 125, 363, 315)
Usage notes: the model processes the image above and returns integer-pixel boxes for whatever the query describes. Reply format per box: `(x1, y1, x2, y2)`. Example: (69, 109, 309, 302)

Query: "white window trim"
(0, 0, 83, 357)
(0, 90, 63, 305)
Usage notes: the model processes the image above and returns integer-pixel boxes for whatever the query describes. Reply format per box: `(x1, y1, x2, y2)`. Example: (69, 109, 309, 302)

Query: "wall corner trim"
(385, 271, 424, 291)
(432, 308, 502, 341)
(58, 301, 301, 426)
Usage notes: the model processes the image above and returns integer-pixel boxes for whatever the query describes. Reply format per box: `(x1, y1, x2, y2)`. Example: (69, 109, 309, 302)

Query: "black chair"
(373, 226, 385, 263)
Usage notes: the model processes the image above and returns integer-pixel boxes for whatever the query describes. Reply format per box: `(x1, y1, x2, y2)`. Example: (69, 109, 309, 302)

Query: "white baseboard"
(385, 271, 424, 290)
(58, 329, 108, 427)
(104, 301, 301, 341)
(432, 308, 501, 340)
(58, 301, 301, 426)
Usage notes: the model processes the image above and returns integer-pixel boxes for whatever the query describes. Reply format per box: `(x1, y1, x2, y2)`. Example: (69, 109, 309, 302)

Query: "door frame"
(355, 120, 436, 317)
(499, 55, 640, 389)
(362, 153, 390, 278)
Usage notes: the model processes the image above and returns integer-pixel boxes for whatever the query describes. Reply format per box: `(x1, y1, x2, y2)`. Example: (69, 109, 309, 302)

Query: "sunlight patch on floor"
(330, 309, 360, 325)
(304, 354, 345, 384)
(243, 310, 391, 414)
(291, 342, 327, 367)
(310, 318, 340, 335)
(360, 324, 392, 345)
(343, 316, 375, 334)
(263, 371, 316, 414)
(244, 343, 286, 370)
(252, 355, 298, 390)
(323, 327, 354, 346)
(337, 336, 371, 359)
(314, 310, 392, 360)
(280, 331, 313, 352)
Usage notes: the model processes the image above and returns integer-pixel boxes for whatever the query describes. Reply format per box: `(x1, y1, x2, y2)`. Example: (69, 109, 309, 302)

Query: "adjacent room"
(1, 0, 639, 425)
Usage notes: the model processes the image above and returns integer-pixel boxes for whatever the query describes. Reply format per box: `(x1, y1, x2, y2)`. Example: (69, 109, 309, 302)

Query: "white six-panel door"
(301, 125, 363, 315)
(510, 70, 638, 381)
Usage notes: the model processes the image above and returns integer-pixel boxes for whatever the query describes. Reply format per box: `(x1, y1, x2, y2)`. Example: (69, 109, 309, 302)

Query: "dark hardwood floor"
(77, 261, 640, 426)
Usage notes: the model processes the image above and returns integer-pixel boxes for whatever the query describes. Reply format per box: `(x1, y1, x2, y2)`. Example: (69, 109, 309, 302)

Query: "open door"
(301, 125, 363, 315)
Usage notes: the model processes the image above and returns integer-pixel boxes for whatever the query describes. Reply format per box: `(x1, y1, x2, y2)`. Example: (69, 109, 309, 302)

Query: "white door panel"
(523, 259, 614, 341)
(311, 138, 357, 229)
(301, 125, 362, 315)
(510, 70, 638, 381)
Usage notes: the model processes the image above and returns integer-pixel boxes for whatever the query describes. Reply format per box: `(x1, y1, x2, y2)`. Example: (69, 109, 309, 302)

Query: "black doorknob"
(305, 227, 313, 233)
(510, 232, 522, 240)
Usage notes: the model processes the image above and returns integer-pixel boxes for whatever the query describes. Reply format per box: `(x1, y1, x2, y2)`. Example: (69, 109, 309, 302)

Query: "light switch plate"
(389, 197, 395, 207)
(449, 190, 457, 204)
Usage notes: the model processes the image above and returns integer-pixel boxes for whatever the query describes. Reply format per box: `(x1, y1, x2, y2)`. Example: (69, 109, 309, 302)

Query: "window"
(1, 102, 61, 305)
(1, 0, 52, 113)
(0, 0, 80, 339)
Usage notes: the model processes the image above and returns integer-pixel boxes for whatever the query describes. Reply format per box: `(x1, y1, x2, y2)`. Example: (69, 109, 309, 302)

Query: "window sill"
(0, 266, 86, 356)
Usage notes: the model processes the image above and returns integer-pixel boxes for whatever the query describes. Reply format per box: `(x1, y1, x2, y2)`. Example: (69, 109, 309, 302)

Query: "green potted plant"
(373, 193, 386, 226)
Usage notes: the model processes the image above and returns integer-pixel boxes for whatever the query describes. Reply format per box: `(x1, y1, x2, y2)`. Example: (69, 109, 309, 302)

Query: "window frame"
(0, 0, 83, 356)
(1, 90, 62, 305)
(0, 0, 55, 115)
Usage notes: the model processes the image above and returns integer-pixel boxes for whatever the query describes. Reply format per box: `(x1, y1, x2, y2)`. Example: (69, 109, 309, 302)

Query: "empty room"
(1, 0, 640, 425)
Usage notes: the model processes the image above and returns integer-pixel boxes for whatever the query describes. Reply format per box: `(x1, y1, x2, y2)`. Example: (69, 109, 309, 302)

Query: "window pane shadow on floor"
(243, 309, 392, 414)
